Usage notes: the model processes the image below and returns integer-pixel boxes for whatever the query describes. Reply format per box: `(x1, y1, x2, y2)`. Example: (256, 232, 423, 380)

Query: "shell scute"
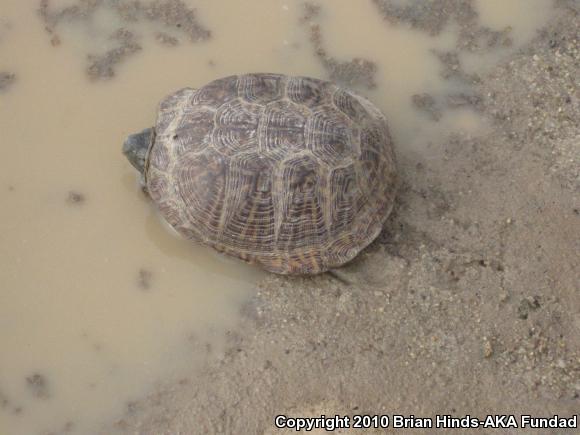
(259, 100, 306, 158)
(171, 107, 215, 156)
(332, 89, 369, 123)
(328, 164, 360, 236)
(238, 73, 285, 104)
(212, 99, 261, 156)
(306, 108, 357, 165)
(287, 76, 330, 108)
(274, 154, 328, 249)
(191, 76, 238, 106)
(175, 150, 227, 236)
(220, 153, 277, 251)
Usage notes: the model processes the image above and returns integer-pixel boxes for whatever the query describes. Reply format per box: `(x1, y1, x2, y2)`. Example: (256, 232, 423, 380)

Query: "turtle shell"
(145, 73, 397, 274)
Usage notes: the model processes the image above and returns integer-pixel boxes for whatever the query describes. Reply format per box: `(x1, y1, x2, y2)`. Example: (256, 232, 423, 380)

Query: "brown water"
(0, 1, 553, 433)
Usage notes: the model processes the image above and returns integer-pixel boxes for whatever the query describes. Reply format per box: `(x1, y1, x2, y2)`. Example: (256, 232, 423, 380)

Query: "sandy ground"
(105, 2, 579, 434)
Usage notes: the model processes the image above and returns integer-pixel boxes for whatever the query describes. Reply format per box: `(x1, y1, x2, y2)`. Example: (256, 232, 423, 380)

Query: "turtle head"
(122, 127, 155, 175)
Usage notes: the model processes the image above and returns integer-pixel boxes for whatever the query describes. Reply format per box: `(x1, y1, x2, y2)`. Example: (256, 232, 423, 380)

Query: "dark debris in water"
(0, 72, 16, 91)
(372, 0, 510, 115)
(39, 0, 210, 41)
(445, 92, 483, 110)
(412, 91, 483, 121)
(299, 2, 321, 24)
(66, 190, 86, 204)
(0, 388, 11, 410)
(372, 0, 513, 53)
(301, 3, 378, 90)
(87, 29, 142, 80)
(432, 50, 481, 84)
(299, 1, 495, 115)
(38, 0, 96, 35)
(141, 0, 211, 41)
(0, 387, 25, 416)
(155, 31, 179, 46)
(26, 374, 50, 399)
(137, 268, 153, 290)
(412, 93, 442, 121)
(38, 0, 211, 80)
(62, 421, 75, 433)
(373, 0, 464, 36)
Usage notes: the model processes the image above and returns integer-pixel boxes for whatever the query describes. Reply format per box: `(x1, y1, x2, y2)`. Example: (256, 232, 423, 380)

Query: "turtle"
(123, 73, 397, 275)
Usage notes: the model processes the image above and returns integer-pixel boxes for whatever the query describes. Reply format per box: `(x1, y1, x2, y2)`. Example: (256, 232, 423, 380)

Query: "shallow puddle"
(0, 1, 554, 433)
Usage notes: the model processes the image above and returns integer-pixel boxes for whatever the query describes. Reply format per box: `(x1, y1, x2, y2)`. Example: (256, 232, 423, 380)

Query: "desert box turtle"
(123, 73, 397, 274)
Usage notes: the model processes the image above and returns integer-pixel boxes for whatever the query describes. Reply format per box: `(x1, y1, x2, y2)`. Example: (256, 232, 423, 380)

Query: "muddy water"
(0, 1, 553, 434)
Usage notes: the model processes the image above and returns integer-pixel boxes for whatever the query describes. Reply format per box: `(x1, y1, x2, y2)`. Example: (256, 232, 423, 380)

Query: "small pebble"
(137, 268, 152, 290)
(483, 339, 493, 358)
(66, 190, 85, 204)
(0, 72, 16, 91)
